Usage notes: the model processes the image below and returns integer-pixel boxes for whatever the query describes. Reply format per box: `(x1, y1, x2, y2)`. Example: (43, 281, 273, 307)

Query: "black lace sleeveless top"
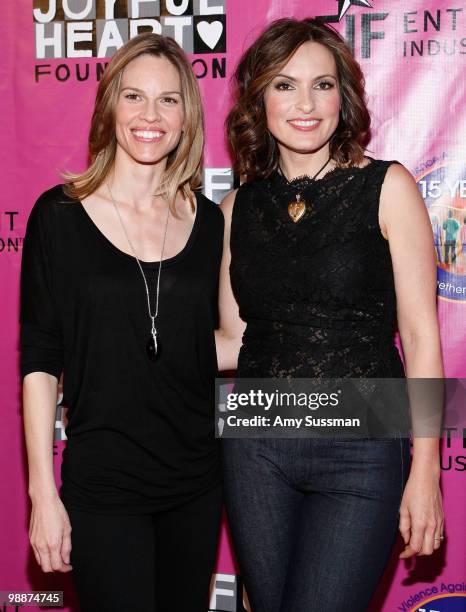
(230, 158, 405, 379)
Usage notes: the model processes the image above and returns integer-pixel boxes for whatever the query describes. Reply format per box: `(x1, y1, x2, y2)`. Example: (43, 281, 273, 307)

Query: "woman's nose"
(296, 89, 315, 114)
(139, 101, 162, 123)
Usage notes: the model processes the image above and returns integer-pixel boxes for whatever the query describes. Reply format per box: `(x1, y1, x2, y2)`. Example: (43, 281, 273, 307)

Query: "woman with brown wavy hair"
(216, 18, 444, 611)
(20, 33, 222, 611)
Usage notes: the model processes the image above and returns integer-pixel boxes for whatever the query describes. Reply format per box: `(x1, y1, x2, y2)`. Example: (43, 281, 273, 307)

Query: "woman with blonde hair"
(20, 33, 222, 611)
(216, 17, 444, 611)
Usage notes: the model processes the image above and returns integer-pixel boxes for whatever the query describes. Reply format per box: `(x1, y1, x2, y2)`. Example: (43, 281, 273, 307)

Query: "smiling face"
(114, 53, 185, 165)
(263, 41, 341, 157)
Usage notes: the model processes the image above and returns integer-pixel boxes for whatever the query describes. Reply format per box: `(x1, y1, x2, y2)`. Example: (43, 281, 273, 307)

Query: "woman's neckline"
(71, 188, 202, 267)
(274, 155, 376, 187)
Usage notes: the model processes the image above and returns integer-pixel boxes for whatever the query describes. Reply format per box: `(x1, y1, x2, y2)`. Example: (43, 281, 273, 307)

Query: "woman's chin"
(127, 151, 168, 166)
(279, 141, 329, 156)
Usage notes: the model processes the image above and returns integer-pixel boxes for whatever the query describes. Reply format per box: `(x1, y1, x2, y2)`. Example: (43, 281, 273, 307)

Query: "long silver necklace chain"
(106, 182, 170, 361)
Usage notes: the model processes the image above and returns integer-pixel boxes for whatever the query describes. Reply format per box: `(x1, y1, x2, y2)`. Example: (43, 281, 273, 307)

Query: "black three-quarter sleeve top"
(20, 185, 224, 514)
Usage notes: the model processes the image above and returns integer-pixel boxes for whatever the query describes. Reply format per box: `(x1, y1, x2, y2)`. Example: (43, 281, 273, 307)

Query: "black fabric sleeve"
(20, 192, 64, 382)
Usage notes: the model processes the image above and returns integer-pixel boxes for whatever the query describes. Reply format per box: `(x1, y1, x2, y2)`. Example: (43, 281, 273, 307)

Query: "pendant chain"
(278, 155, 333, 184)
(106, 182, 170, 349)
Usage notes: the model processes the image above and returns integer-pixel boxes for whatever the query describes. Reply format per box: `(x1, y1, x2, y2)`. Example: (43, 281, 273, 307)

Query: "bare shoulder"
(379, 162, 428, 239)
(382, 162, 418, 191)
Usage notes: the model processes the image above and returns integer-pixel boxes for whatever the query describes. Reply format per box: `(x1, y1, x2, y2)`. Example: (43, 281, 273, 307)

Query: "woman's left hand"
(398, 466, 444, 558)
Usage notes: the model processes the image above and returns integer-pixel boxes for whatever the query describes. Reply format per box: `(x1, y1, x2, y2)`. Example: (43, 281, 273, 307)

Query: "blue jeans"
(222, 437, 411, 612)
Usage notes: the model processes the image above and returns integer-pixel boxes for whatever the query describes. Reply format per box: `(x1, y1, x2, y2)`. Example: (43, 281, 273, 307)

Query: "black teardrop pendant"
(146, 335, 160, 362)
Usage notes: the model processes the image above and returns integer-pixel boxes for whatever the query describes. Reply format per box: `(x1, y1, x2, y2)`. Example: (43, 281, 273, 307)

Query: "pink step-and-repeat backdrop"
(1, 1, 465, 610)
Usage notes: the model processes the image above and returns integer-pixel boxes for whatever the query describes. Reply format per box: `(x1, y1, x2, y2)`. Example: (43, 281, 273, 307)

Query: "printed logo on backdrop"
(0, 211, 21, 258)
(413, 594, 466, 611)
(315, 2, 466, 60)
(397, 584, 466, 611)
(336, 0, 373, 21)
(204, 168, 234, 204)
(54, 380, 67, 441)
(209, 574, 249, 611)
(315, 0, 386, 58)
(440, 377, 466, 470)
(416, 159, 466, 302)
(33, 0, 227, 82)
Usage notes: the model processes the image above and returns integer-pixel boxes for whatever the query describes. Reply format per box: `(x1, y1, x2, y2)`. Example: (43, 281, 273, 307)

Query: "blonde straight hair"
(63, 33, 204, 212)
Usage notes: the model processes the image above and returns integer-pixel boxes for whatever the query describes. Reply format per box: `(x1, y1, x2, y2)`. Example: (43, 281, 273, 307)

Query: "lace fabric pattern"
(230, 158, 406, 379)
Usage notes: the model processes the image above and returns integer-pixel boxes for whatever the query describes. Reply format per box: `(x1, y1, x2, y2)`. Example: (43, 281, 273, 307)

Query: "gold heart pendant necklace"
(288, 194, 306, 223)
(280, 156, 332, 223)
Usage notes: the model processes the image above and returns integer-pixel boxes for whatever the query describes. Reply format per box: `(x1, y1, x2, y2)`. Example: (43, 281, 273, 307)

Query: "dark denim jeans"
(222, 436, 411, 612)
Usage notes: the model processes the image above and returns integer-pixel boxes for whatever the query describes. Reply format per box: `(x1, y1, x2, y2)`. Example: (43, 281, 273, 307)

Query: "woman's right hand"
(29, 494, 73, 572)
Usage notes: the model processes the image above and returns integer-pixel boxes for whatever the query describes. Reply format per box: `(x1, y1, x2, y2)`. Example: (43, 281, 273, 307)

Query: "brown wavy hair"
(226, 18, 371, 180)
(63, 33, 204, 211)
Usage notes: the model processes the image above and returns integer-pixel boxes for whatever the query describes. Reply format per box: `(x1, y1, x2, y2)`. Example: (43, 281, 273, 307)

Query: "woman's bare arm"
(380, 163, 444, 558)
(23, 372, 72, 573)
(215, 189, 246, 372)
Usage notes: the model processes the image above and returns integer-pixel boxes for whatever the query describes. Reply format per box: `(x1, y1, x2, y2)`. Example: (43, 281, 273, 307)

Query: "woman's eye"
(124, 93, 141, 101)
(162, 97, 179, 104)
(315, 81, 334, 90)
(274, 81, 293, 91)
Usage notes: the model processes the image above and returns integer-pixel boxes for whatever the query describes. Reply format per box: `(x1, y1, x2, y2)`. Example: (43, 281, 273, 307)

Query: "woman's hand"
(29, 493, 73, 572)
(398, 465, 444, 558)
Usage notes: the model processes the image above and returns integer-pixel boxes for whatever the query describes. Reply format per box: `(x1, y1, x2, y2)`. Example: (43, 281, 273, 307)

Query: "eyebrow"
(120, 86, 182, 95)
(273, 73, 337, 81)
